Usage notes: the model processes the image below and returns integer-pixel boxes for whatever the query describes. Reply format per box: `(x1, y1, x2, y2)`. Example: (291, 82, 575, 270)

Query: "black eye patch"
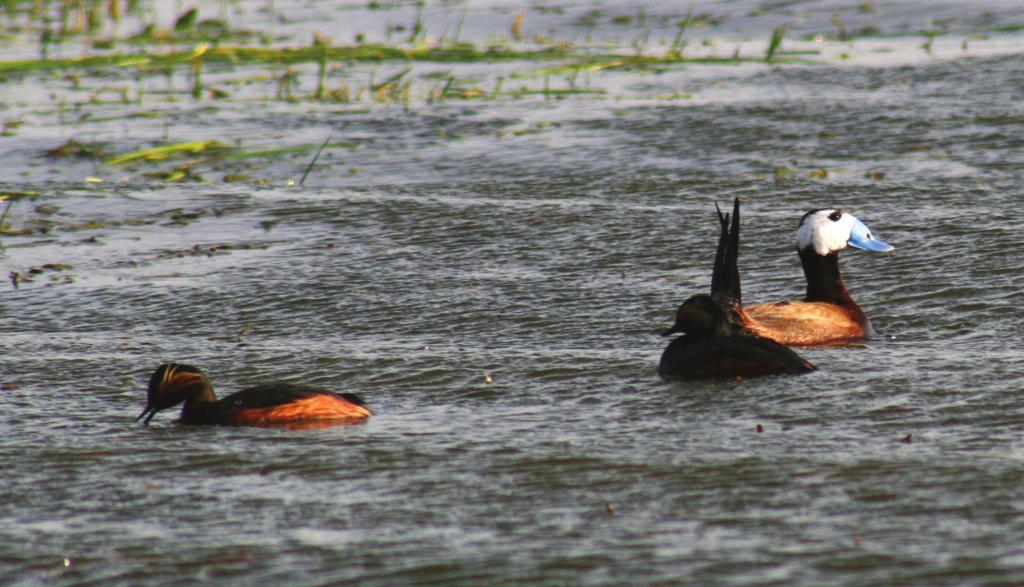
(828, 210, 843, 222)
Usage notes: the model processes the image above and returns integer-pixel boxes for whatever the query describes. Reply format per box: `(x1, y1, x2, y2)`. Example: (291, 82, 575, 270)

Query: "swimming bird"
(658, 201, 816, 379)
(137, 363, 372, 427)
(733, 203, 894, 345)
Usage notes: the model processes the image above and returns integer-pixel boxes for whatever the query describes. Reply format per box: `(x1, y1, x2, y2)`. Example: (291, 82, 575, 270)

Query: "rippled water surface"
(2, 1, 1023, 585)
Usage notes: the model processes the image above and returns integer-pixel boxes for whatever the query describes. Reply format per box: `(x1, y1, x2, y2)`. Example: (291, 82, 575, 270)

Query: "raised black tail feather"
(710, 201, 729, 296)
(727, 197, 740, 303)
(710, 198, 742, 305)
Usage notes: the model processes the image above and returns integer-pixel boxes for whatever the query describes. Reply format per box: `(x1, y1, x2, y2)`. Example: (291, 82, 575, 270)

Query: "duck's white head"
(796, 209, 894, 256)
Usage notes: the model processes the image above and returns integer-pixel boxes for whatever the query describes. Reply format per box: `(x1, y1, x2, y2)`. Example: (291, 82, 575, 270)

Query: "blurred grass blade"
(300, 135, 332, 186)
(766, 26, 785, 62)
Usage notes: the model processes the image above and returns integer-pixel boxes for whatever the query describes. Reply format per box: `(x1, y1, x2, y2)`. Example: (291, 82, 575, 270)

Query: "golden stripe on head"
(161, 364, 178, 389)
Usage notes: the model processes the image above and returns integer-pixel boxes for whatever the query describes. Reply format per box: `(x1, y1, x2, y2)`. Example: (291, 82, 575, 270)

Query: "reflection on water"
(2, 1, 1024, 585)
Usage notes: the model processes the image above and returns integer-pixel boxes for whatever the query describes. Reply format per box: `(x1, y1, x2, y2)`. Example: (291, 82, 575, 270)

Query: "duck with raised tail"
(658, 200, 816, 379)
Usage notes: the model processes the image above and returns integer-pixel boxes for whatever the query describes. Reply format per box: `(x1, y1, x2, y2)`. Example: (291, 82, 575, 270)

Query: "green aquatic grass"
(0, 190, 44, 202)
(0, 199, 14, 234)
(765, 26, 785, 62)
(0, 39, 815, 78)
(0, 43, 566, 75)
(667, 5, 696, 59)
(505, 88, 606, 97)
(95, 139, 365, 183)
(225, 145, 320, 160)
(0, 3, 955, 187)
(106, 140, 229, 165)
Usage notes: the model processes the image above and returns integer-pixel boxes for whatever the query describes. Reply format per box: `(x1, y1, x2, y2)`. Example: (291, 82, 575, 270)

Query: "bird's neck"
(799, 248, 860, 313)
(180, 384, 221, 423)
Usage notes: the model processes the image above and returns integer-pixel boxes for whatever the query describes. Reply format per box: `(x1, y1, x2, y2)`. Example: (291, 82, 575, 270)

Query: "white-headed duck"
(735, 203, 894, 346)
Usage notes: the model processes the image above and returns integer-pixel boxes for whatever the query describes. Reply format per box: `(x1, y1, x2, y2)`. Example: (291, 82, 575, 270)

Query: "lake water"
(1, 1, 1023, 584)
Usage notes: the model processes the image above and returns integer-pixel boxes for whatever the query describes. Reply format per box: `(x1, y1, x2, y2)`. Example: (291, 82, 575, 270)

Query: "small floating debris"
(46, 139, 107, 160)
(8, 264, 74, 289)
(807, 167, 829, 180)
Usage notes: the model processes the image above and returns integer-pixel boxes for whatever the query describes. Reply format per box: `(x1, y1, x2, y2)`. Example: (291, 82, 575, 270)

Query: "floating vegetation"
(0, 190, 42, 202)
(0, 0, 1013, 191)
(156, 207, 224, 227)
(8, 263, 74, 289)
(106, 141, 230, 166)
(773, 166, 798, 182)
(46, 139, 107, 159)
(0, 44, 543, 76)
(508, 121, 560, 137)
(148, 241, 272, 261)
(0, 41, 816, 80)
(506, 87, 606, 98)
(807, 167, 829, 180)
